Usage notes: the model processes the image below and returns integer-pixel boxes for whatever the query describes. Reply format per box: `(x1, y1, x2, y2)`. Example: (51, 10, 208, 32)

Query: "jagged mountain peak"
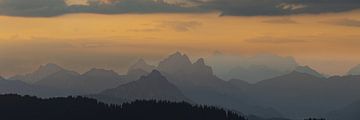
(165, 52, 192, 64)
(194, 58, 206, 65)
(157, 52, 218, 85)
(157, 52, 193, 73)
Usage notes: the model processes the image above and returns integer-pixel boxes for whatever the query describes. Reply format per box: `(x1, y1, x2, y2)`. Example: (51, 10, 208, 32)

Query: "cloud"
(262, 18, 298, 24)
(246, 37, 308, 44)
(0, 0, 67, 17)
(0, 37, 74, 49)
(65, 0, 89, 6)
(277, 3, 307, 11)
(128, 28, 162, 32)
(158, 21, 202, 32)
(127, 21, 202, 32)
(324, 19, 360, 27)
(0, 0, 359, 17)
(206, 0, 360, 16)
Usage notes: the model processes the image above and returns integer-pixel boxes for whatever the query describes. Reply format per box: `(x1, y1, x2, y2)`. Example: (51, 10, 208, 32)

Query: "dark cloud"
(0, 0, 359, 17)
(0, 0, 67, 17)
(204, 0, 360, 16)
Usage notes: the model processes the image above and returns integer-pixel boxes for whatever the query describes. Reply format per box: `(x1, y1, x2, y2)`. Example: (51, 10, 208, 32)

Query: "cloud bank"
(0, 0, 358, 17)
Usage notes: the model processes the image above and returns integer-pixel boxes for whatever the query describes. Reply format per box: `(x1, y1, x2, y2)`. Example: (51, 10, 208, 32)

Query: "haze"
(0, 0, 359, 77)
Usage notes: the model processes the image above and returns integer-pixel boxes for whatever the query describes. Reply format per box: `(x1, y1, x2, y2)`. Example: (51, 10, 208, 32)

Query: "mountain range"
(3, 52, 360, 120)
(9, 63, 64, 83)
(9, 64, 129, 95)
(0, 75, 73, 97)
(34, 68, 128, 94)
(226, 65, 285, 83)
(206, 52, 299, 83)
(229, 71, 360, 119)
(156, 52, 283, 118)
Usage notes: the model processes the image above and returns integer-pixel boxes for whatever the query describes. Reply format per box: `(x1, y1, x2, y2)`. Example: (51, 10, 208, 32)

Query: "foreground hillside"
(0, 94, 245, 120)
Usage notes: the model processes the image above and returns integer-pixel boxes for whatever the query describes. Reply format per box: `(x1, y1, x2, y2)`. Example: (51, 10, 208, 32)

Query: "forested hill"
(0, 94, 245, 120)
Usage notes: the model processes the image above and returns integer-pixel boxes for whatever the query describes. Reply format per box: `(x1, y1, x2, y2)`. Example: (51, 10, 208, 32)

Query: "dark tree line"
(0, 94, 246, 120)
(304, 118, 326, 120)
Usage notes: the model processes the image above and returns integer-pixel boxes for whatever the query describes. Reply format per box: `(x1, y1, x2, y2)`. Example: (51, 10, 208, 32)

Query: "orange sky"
(0, 10, 360, 76)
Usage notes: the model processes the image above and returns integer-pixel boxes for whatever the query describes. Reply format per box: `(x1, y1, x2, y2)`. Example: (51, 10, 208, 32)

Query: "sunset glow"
(1, 10, 360, 76)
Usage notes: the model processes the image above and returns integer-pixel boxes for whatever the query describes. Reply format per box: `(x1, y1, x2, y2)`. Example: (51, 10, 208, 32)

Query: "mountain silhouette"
(35, 68, 126, 94)
(0, 77, 35, 95)
(348, 64, 360, 75)
(5, 52, 360, 119)
(228, 71, 360, 119)
(157, 52, 222, 85)
(80, 68, 125, 92)
(0, 76, 74, 97)
(249, 72, 327, 119)
(256, 71, 324, 87)
(123, 58, 157, 83)
(35, 69, 81, 91)
(206, 53, 298, 82)
(156, 52, 283, 118)
(10, 63, 64, 83)
(294, 66, 324, 78)
(226, 65, 285, 83)
(94, 70, 191, 104)
(157, 51, 193, 74)
(128, 58, 156, 73)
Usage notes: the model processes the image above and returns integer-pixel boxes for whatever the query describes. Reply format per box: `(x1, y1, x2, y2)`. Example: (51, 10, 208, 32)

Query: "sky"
(0, 0, 359, 77)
